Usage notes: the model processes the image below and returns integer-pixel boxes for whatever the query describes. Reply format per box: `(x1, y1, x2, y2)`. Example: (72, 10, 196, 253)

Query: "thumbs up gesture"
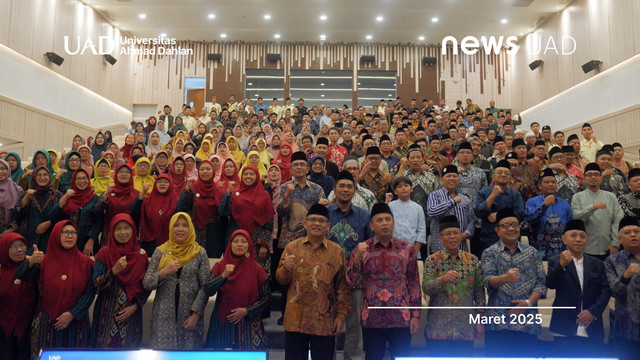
(29, 245, 44, 267)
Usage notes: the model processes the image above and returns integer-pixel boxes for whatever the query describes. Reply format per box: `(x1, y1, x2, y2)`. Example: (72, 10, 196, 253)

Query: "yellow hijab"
(91, 158, 113, 196)
(227, 136, 246, 165)
(47, 149, 62, 173)
(133, 157, 155, 194)
(162, 143, 174, 162)
(243, 150, 268, 178)
(256, 138, 273, 165)
(195, 139, 213, 161)
(157, 212, 202, 270)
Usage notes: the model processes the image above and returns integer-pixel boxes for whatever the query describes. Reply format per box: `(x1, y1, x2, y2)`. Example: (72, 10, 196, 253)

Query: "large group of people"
(1, 94, 640, 360)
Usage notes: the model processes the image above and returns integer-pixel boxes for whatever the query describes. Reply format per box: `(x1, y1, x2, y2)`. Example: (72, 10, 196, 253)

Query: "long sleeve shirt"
(389, 199, 427, 248)
(423, 251, 485, 341)
(275, 237, 350, 336)
(481, 241, 547, 335)
(605, 250, 640, 341)
(347, 236, 421, 328)
(326, 203, 372, 260)
(525, 194, 573, 239)
(571, 189, 624, 255)
(427, 188, 476, 253)
(579, 139, 603, 162)
(276, 179, 325, 249)
(475, 186, 525, 246)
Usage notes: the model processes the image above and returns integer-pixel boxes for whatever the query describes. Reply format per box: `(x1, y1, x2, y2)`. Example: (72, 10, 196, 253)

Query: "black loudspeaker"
(582, 60, 601, 73)
(422, 57, 437, 66)
(360, 55, 375, 63)
(529, 59, 543, 71)
(45, 52, 64, 66)
(103, 54, 117, 65)
(207, 53, 222, 61)
(266, 53, 281, 62)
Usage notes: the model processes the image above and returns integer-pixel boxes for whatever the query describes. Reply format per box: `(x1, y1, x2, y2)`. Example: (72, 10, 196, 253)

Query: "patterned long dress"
(142, 248, 210, 349)
(15, 190, 61, 254)
(91, 259, 149, 348)
(204, 276, 269, 349)
(48, 195, 104, 253)
(14, 261, 95, 360)
(177, 190, 227, 258)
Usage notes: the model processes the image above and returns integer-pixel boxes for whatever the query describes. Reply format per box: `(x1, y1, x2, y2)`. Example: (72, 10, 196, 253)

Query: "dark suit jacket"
(546, 253, 611, 341)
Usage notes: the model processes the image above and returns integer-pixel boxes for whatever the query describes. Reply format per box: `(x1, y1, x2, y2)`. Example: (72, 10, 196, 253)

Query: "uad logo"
(64, 36, 116, 55)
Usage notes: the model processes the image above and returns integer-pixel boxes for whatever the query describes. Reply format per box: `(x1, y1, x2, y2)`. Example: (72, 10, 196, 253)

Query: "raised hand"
(222, 264, 235, 279)
(112, 256, 128, 275)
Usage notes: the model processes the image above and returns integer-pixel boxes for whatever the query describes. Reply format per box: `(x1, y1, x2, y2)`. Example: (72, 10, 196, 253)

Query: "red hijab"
(231, 166, 275, 234)
(126, 145, 145, 170)
(120, 134, 135, 161)
(40, 220, 94, 320)
(190, 160, 219, 230)
(169, 157, 187, 194)
(63, 169, 96, 214)
(211, 229, 268, 323)
(274, 142, 293, 184)
(95, 214, 149, 302)
(105, 164, 139, 233)
(139, 174, 179, 246)
(0, 233, 38, 339)
(216, 158, 240, 196)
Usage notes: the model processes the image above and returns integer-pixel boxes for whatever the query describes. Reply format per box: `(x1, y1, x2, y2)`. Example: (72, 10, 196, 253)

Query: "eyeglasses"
(440, 231, 461, 237)
(306, 217, 329, 224)
(292, 163, 307, 168)
(9, 243, 27, 250)
(68, 159, 80, 163)
(61, 230, 78, 236)
(35, 174, 50, 179)
(497, 222, 520, 230)
(584, 172, 601, 178)
(495, 170, 511, 176)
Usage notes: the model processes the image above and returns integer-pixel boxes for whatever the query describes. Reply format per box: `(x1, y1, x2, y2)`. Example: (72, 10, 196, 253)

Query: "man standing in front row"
(481, 208, 547, 357)
(347, 203, 421, 360)
(546, 219, 611, 357)
(276, 204, 351, 360)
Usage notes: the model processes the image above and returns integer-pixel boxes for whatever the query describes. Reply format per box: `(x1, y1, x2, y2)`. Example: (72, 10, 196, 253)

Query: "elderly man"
(619, 168, 640, 218)
(358, 146, 391, 203)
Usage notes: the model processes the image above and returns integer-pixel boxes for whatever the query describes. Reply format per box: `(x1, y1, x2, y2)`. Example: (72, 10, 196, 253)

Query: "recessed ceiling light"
(319, 34, 326, 41)
(208, 14, 216, 19)
(139, 13, 146, 19)
(320, 15, 327, 21)
(220, 33, 227, 38)
(248, 82, 253, 86)
(357, 82, 361, 85)
(388, 94, 393, 97)
(418, 36, 425, 41)
(160, 33, 166, 38)
(431, 17, 439, 22)
(501, 18, 508, 24)
(320, 83, 325, 86)
(321, 94, 325, 97)
(264, 14, 271, 20)
(393, 84, 396, 87)
(376, 16, 383, 22)
(366, 35, 373, 40)
(520, 32, 524, 36)
(274, 33, 281, 39)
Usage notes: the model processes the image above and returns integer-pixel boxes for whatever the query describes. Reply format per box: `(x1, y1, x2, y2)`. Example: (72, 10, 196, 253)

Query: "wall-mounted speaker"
(581, 60, 601, 73)
(528, 59, 543, 71)
(422, 57, 437, 66)
(266, 53, 281, 62)
(360, 55, 375, 63)
(103, 54, 117, 65)
(45, 52, 64, 66)
(207, 53, 222, 61)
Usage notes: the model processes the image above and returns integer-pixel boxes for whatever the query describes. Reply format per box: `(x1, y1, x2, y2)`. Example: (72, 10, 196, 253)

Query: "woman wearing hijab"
(156, 121, 171, 145)
(18, 150, 57, 191)
(146, 131, 163, 159)
(192, 123, 208, 148)
(90, 132, 109, 164)
(195, 139, 213, 161)
(49, 169, 102, 257)
(216, 158, 240, 187)
(142, 212, 210, 349)
(104, 130, 113, 145)
(169, 157, 187, 194)
(76, 145, 94, 177)
(91, 158, 112, 196)
(226, 136, 246, 165)
(135, 131, 148, 146)
(267, 134, 281, 159)
(133, 157, 154, 195)
(0, 233, 38, 360)
(151, 150, 170, 176)
(71, 135, 84, 152)
(55, 151, 81, 193)
(265, 164, 281, 253)
(204, 229, 269, 349)
(183, 154, 199, 179)
(307, 155, 335, 197)
(242, 151, 268, 180)
(274, 142, 293, 184)
(145, 116, 157, 134)
(106, 143, 125, 167)
(255, 138, 273, 166)
(183, 142, 197, 157)
(15, 220, 95, 359)
(47, 150, 62, 174)
(92, 214, 149, 348)
(0, 159, 23, 235)
(177, 160, 225, 258)
(126, 145, 145, 170)
(173, 138, 186, 159)
(233, 125, 248, 150)
(215, 141, 233, 163)
(99, 164, 139, 247)
(15, 166, 61, 253)
(5, 152, 25, 184)
(282, 131, 300, 152)
(121, 134, 136, 162)
(131, 174, 179, 254)
(262, 124, 274, 144)
(169, 117, 187, 137)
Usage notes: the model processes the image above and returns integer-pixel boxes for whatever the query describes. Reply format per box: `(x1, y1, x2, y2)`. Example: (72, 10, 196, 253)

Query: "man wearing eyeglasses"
(481, 207, 547, 357)
(571, 162, 624, 261)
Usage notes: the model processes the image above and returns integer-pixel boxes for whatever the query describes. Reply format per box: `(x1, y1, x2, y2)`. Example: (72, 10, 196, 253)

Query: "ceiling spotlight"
(431, 17, 438, 22)
(321, 94, 325, 97)
(501, 18, 508, 24)
(320, 15, 327, 21)
(376, 16, 383, 22)
(388, 94, 393, 97)
(366, 35, 372, 40)
(255, 94, 259, 97)
(520, 32, 524, 36)
(139, 13, 146, 19)
(220, 33, 227, 38)
(357, 82, 361, 85)
(160, 33, 166, 37)
(418, 36, 425, 41)
(208, 14, 216, 19)
(264, 14, 271, 20)
(274, 33, 281, 39)
(247, 82, 253, 86)
(319, 34, 326, 41)
(320, 83, 325, 86)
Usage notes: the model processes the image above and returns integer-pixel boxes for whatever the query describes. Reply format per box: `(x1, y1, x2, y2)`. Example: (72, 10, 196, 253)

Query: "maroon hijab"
(139, 174, 179, 246)
(231, 166, 275, 234)
(190, 160, 219, 230)
(63, 169, 95, 214)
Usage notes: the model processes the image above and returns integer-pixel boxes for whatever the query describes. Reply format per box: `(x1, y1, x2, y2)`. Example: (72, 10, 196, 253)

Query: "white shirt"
(573, 256, 589, 338)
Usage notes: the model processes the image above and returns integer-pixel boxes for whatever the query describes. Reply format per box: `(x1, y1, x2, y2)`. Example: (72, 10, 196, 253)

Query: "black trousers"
(362, 327, 410, 360)
(425, 338, 474, 357)
(272, 247, 288, 315)
(484, 330, 539, 357)
(285, 331, 335, 360)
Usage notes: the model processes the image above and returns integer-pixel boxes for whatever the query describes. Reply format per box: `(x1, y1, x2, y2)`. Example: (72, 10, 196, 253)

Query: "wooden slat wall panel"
(608, 0, 636, 66)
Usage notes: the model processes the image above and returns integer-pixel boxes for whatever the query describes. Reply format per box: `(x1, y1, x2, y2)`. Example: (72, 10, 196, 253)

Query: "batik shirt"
(605, 250, 640, 341)
(555, 172, 581, 204)
(277, 180, 325, 249)
(359, 170, 391, 203)
(619, 191, 640, 218)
